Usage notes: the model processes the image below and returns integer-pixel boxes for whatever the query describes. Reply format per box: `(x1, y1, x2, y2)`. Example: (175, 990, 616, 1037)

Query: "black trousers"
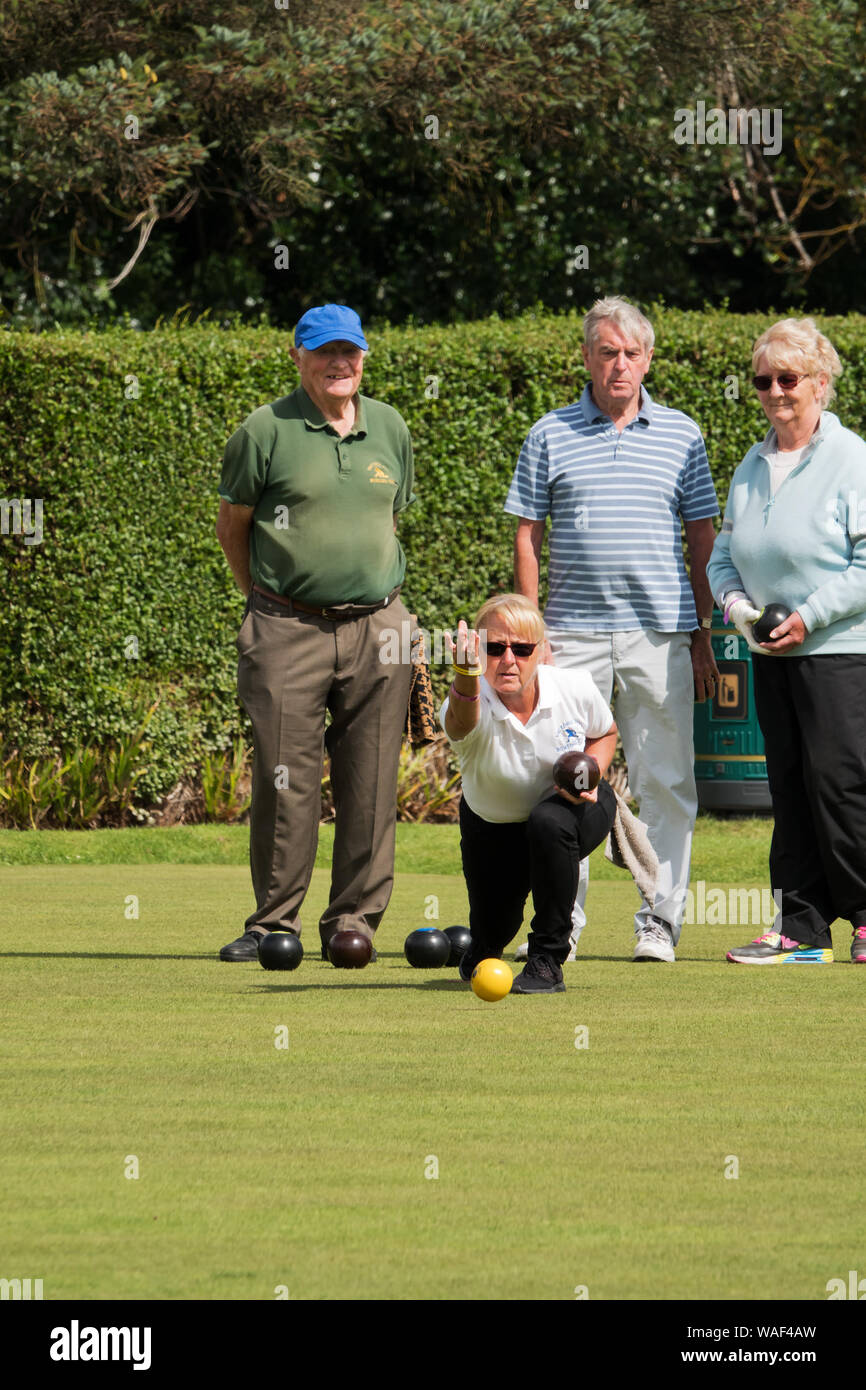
(752, 652, 866, 946)
(458, 780, 617, 965)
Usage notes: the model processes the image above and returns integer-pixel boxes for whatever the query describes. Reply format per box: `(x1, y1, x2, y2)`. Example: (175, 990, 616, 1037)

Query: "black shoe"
(511, 954, 566, 994)
(458, 948, 492, 983)
(219, 930, 264, 962)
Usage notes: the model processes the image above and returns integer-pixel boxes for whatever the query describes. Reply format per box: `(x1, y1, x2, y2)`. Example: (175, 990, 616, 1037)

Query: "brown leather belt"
(252, 583, 400, 621)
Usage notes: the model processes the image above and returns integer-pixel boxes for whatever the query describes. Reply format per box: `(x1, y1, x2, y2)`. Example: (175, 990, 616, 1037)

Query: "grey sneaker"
(633, 918, 675, 963)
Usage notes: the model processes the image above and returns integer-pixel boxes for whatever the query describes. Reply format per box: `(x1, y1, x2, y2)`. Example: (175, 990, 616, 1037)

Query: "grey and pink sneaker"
(726, 930, 833, 964)
(851, 926, 866, 964)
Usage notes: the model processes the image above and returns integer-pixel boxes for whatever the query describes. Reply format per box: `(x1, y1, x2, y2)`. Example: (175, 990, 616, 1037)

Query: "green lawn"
(0, 811, 777, 878)
(1, 822, 863, 1301)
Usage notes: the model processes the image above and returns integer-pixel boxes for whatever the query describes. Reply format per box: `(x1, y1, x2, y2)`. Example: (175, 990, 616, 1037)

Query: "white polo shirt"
(440, 664, 614, 823)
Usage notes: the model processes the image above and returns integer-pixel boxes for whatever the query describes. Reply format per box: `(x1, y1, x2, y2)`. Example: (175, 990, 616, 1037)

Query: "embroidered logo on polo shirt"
(368, 462, 397, 485)
(554, 723, 585, 753)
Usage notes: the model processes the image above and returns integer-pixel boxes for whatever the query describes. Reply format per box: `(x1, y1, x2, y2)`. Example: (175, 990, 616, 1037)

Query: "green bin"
(693, 608, 772, 812)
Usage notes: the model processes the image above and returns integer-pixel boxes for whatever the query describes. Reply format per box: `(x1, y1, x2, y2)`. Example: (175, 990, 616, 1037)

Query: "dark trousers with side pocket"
(459, 779, 617, 964)
(752, 651, 866, 945)
(236, 587, 412, 944)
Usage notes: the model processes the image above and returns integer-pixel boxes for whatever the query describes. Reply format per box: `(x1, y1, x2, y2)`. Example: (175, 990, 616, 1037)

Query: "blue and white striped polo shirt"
(505, 385, 719, 631)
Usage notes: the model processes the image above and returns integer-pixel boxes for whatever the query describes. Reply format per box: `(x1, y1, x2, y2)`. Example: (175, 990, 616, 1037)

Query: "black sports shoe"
(458, 947, 490, 983)
(511, 954, 566, 994)
(219, 930, 264, 962)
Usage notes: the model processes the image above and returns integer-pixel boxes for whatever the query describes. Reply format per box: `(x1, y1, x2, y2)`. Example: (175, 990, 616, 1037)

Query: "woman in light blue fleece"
(707, 317, 866, 966)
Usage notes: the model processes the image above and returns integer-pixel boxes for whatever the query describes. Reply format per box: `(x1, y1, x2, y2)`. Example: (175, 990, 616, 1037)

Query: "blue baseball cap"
(294, 303, 368, 352)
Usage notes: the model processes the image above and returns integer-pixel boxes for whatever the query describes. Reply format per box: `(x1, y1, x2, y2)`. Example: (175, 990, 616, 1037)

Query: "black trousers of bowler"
(458, 780, 617, 965)
(751, 652, 866, 946)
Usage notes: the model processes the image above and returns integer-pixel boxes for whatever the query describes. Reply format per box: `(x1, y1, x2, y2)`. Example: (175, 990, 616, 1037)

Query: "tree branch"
(104, 199, 159, 290)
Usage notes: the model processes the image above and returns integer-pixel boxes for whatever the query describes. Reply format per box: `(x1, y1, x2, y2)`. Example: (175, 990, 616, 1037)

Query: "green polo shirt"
(219, 385, 415, 605)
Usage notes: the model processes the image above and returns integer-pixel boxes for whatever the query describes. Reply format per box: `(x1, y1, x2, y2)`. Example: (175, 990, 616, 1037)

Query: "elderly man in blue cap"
(215, 304, 416, 961)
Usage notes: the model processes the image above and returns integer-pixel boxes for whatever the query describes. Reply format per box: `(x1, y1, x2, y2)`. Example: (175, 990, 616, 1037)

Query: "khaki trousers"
(236, 587, 412, 946)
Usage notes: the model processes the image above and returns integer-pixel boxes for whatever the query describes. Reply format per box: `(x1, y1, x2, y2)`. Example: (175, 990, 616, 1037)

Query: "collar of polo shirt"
(298, 385, 368, 437)
(584, 383, 654, 427)
(484, 665, 555, 719)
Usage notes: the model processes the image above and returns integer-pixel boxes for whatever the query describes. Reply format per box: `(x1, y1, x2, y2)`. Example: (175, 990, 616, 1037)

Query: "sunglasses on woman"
(484, 640, 538, 658)
(752, 372, 806, 392)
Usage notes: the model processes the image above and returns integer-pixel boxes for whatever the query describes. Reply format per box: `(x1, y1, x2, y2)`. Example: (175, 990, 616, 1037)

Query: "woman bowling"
(441, 593, 617, 994)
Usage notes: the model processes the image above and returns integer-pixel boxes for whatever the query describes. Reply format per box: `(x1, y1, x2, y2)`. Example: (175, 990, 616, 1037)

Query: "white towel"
(604, 789, 660, 905)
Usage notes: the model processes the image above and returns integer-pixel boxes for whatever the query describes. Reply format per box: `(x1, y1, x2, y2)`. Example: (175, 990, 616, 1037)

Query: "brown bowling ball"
(553, 749, 600, 796)
(328, 929, 373, 968)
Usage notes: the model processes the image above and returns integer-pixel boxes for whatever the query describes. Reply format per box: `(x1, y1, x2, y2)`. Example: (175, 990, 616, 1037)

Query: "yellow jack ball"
(471, 958, 513, 1002)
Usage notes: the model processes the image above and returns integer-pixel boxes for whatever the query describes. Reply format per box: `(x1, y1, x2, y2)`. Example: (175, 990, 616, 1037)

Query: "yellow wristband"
(452, 662, 483, 678)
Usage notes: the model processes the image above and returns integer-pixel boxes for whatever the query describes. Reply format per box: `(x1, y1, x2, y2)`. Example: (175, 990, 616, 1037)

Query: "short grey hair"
(583, 297, 655, 355)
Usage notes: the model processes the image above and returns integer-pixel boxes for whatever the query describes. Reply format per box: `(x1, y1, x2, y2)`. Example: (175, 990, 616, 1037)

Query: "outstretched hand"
(446, 619, 482, 670)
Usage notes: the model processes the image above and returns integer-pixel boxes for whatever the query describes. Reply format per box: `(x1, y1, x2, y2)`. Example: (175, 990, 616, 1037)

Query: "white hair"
(584, 296, 654, 355)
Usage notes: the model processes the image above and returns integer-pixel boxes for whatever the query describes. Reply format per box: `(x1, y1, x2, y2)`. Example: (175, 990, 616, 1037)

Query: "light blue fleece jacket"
(707, 412, 866, 655)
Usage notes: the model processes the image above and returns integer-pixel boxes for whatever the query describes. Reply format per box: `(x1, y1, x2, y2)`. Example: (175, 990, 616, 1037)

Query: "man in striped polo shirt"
(506, 297, 719, 961)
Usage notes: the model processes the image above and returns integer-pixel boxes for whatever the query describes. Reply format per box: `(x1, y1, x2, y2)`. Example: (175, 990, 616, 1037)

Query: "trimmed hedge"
(3, 309, 866, 808)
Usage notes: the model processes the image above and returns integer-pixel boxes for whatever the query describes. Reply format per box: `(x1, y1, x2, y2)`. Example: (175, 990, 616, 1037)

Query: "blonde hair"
(474, 593, 546, 645)
(752, 318, 842, 406)
(584, 296, 654, 355)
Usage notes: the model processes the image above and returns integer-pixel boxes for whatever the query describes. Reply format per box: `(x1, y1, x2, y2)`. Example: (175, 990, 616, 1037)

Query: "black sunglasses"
(484, 640, 538, 658)
(752, 372, 805, 392)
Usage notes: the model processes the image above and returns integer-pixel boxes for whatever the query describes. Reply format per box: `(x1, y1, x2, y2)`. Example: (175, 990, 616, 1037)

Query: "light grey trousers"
(547, 629, 697, 944)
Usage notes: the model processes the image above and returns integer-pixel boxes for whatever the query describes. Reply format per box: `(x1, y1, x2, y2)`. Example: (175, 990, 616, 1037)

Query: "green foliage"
(0, 700, 155, 827)
(394, 737, 461, 824)
(3, 310, 866, 823)
(200, 736, 251, 824)
(1, 2, 865, 325)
